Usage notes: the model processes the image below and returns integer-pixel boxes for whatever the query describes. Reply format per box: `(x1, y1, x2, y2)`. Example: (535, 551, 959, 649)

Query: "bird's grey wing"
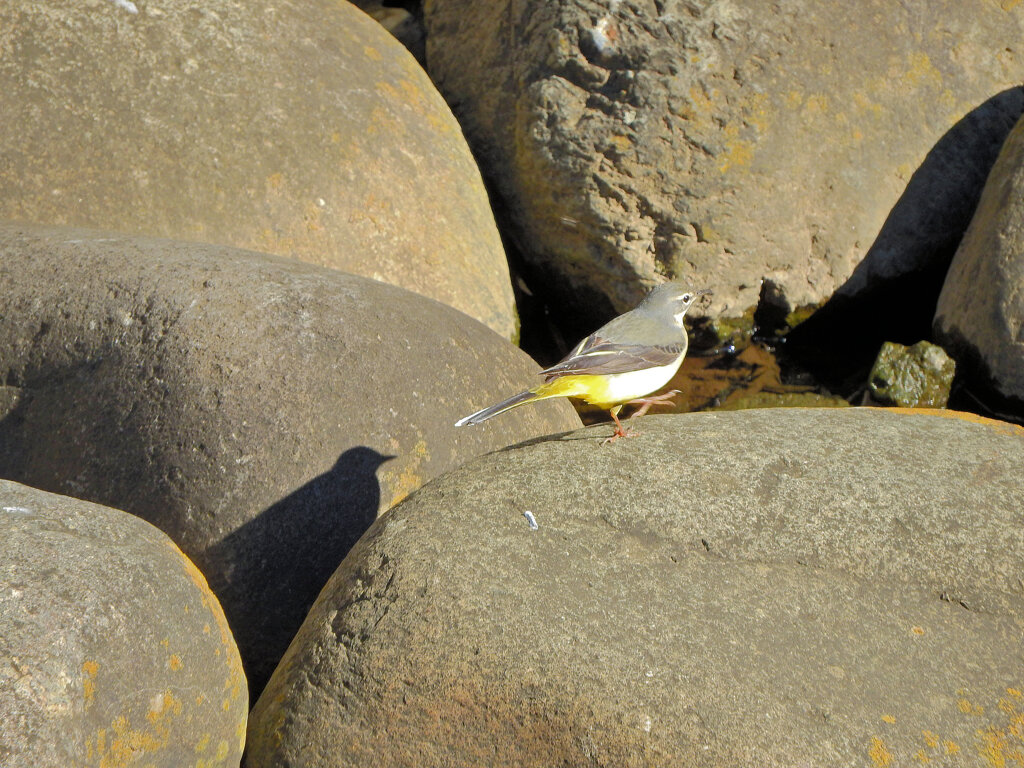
(539, 341, 685, 378)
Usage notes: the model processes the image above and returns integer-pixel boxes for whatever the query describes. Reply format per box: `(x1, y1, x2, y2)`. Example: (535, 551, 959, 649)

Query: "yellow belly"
(535, 360, 683, 409)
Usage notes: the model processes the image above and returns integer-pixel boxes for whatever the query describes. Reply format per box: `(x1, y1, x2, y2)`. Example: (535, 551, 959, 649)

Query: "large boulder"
(0, 222, 580, 693)
(424, 0, 1024, 328)
(934, 111, 1024, 409)
(0, 0, 515, 339)
(248, 408, 1024, 767)
(0, 479, 247, 767)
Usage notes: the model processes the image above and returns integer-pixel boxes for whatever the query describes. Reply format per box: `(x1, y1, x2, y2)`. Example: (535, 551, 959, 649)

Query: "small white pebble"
(2, 506, 32, 515)
(108, 0, 139, 13)
(523, 511, 538, 530)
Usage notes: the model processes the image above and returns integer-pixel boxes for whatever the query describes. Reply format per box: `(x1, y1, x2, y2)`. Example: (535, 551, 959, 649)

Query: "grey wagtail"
(455, 283, 711, 440)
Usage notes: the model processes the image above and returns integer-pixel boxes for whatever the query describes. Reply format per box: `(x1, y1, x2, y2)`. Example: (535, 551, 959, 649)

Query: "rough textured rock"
(866, 341, 956, 408)
(0, 0, 515, 339)
(248, 408, 1024, 768)
(0, 479, 247, 768)
(424, 0, 1024, 327)
(0, 222, 579, 694)
(935, 112, 1024, 409)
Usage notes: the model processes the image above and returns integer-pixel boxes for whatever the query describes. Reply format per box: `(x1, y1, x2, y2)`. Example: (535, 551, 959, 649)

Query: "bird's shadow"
(201, 445, 394, 697)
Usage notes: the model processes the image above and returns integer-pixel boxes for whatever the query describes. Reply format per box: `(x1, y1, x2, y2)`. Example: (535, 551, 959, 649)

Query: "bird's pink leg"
(625, 389, 681, 419)
(601, 406, 632, 445)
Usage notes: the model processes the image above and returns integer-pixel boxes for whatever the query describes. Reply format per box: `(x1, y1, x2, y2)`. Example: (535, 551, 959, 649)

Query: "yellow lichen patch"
(912, 625, 925, 635)
(383, 439, 429, 508)
(959, 697, 987, 716)
(718, 92, 772, 173)
(83, 660, 100, 708)
(895, 162, 914, 182)
(98, 709, 172, 768)
(913, 749, 930, 763)
(802, 93, 829, 116)
(719, 135, 754, 173)
(1002, 0, 1022, 10)
(976, 725, 1023, 767)
(266, 172, 285, 192)
(168, 654, 183, 672)
(195, 733, 210, 752)
(302, 199, 324, 234)
(1010, 689, 1023, 698)
(363, 45, 382, 61)
(923, 730, 940, 748)
(882, 714, 896, 724)
(687, 85, 715, 118)
(870, 736, 894, 766)
(147, 691, 183, 724)
(945, 740, 961, 755)
(902, 51, 943, 91)
(165, 541, 247, 711)
(852, 91, 884, 118)
(609, 134, 632, 153)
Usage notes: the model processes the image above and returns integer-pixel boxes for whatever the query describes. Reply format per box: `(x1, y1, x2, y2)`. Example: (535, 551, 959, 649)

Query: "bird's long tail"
(455, 390, 546, 427)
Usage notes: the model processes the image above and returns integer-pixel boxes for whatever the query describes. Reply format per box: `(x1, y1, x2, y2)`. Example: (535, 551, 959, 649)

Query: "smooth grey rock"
(424, 0, 1024, 327)
(0, 479, 247, 768)
(935, 111, 1024, 408)
(0, 0, 515, 339)
(0, 222, 580, 694)
(248, 408, 1024, 768)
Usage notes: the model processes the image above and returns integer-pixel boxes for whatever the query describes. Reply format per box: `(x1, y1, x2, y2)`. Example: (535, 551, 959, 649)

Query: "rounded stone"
(0, 479, 247, 768)
(424, 0, 1024, 325)
(247, 407, 1024, 767)
(0, 0, 515, 339)
(935, 111, 1024, 407)
(0, 222, 580, 694)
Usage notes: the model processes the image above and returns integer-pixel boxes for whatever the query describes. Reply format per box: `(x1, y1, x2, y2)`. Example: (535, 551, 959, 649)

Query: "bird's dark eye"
(682, 293, 692, 303)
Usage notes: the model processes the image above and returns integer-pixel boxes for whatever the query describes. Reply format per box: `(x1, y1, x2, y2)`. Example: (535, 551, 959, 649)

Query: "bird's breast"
(538, 359, 684, 408)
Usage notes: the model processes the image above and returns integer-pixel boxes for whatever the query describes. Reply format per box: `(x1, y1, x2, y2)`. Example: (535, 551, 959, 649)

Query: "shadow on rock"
(785, 86, 1024, 390)
(203, 446, 394, 696)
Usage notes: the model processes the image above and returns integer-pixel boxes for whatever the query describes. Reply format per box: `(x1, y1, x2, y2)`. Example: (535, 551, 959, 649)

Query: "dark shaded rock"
(935, 111, 1024, 412)
(0, 479, 247, 767)
(248, 408, 1024, 768)
(866, 341, 956, 408)
(0, 222, 580, 694)
(423, 0, 1024, 330)
(0, 0, 515, 338)
(784, 89, 1024, 390)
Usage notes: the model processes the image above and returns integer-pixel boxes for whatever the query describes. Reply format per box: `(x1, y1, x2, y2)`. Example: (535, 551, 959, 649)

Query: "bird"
(455, 283, 711, 441)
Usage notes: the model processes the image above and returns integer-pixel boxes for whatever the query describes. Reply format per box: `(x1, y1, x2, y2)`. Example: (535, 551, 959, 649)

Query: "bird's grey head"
(639, 283, 712, 326)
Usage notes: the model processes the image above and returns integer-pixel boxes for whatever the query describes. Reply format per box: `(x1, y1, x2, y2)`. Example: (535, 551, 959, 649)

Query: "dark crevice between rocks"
(781, 87, 1024, 410)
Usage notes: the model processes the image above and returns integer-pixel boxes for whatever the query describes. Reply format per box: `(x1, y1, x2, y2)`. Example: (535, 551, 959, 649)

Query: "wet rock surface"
(247, 408, 1024, 768)
(0, 479, 247, 768)
(0, 222, 579, 694)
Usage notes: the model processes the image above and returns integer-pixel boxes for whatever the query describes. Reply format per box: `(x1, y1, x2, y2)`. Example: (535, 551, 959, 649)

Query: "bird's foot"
(601, 422, 635, 445)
